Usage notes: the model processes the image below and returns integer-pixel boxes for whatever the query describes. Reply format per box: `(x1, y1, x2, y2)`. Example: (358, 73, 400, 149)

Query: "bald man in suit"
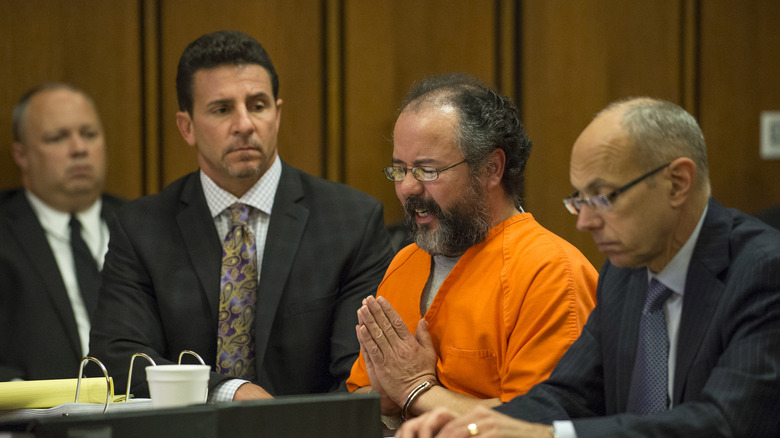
(0, 84, 123, 381)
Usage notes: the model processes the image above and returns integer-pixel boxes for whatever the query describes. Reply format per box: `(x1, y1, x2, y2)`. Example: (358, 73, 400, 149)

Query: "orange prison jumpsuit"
(347, 214, 597, 401)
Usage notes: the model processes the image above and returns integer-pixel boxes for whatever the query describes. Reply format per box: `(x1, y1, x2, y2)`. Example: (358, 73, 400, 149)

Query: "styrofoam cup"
(145, 364, 210, 408)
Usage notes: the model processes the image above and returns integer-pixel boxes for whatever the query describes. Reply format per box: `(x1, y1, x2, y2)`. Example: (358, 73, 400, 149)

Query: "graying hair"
(399, 73, 532, 209)
(600, 97, 709, 188)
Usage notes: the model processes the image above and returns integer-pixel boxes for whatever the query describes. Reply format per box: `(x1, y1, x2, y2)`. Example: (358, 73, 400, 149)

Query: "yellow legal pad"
(0, 377, 113, 410)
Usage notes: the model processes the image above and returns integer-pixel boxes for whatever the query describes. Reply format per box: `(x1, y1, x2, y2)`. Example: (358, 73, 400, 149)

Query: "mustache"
(404, 196, 443, 218)
(223, 141, 262, 156)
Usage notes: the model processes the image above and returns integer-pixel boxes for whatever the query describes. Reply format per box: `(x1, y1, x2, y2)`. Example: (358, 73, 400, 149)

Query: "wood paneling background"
(521, 0, 694, 268)
(0, 0, 143, 202)
(1, 0, 778, 267)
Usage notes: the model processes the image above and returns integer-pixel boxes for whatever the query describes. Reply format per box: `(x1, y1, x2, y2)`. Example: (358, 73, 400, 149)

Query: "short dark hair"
(399, 73, 532, 208)
(12, 83, 95, 143)
(176, 30, 279, 115)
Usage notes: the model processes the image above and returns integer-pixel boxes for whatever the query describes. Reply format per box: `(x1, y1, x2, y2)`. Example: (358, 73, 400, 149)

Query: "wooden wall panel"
(521, 0, 687, 267)
(156, 0, 324, 188)
(3, 0, 777, 271)
(0, 0, 143, 200)
(698, 1, 780, 216)
(342, 0, 503, 225)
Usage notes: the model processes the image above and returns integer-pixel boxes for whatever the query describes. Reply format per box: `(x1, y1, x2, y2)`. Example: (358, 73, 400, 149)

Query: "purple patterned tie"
(627, 278, 674, 415)
(215, 203, 258, 381)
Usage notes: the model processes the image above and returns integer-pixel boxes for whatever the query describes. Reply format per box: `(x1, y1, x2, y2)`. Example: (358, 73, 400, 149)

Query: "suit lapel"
(672, 200, 728, 404)
(615, 269, 647, 412)
(5, 191, 82, 356)
(99, 194, 123, 222)
(176, 175, 222, 315)
(253, 164, 309, 388)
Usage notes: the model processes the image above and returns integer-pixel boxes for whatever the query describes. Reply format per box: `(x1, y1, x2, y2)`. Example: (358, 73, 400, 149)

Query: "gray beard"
(405, 177, 492, 257)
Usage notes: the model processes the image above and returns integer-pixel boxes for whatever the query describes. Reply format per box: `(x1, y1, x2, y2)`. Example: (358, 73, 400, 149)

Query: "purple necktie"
(215, 203, 258, 381)
(627, 278, 674, 415)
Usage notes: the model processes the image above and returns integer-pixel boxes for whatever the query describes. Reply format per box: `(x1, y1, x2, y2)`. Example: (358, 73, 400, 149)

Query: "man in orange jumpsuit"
(346, 73, 598, 428)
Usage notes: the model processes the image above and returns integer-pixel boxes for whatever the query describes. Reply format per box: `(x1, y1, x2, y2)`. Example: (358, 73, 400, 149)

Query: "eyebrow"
(249, 91, 273, 100)
(206, 98, 234, 108)
(573, 178, 616, 195)
(391, 158, 440, 166)
(206, 92, 273, 108)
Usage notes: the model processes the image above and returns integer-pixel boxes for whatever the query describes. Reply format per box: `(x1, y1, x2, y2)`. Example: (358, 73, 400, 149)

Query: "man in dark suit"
(0, 83, 123, 381)
(89, 30, 394, 401)
(755, 204, 780, 230)
(397, 98, 780, 437)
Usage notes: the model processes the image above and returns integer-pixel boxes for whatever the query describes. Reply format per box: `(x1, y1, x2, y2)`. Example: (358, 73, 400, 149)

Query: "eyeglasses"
(382, 160, 467, 182)
(562, 162, 671, 215)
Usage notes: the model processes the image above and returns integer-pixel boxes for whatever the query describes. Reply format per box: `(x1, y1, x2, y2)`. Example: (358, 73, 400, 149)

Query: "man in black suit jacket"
(0, 84, 123, 381)
(89, 31, 394, 401)
(398, 98, 780, 437)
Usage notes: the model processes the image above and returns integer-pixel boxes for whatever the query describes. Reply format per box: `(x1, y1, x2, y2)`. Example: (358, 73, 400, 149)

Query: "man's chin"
(64, 180, 100, 196)
(227, 163, 264, 179)
(604, 253, 643, 269)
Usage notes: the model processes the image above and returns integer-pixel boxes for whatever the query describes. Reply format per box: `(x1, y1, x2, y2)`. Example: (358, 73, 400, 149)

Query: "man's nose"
(69, 133, 88, 155)
(397, 170, 424, 199)
(232, 107, 254, 135)
(575, 204, 603, 232)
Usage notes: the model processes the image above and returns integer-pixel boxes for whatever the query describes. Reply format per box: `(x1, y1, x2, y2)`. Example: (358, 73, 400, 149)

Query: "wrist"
(401, 380, 435, 421)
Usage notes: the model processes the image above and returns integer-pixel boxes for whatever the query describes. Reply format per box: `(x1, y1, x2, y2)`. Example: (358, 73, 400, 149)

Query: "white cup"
(145, 364, 210, 408)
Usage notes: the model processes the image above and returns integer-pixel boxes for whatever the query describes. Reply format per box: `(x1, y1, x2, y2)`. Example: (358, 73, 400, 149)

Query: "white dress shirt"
(25, 191, 109, 357)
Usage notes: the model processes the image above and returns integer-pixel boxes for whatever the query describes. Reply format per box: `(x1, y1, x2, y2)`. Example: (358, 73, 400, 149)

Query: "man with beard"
(1, 83, 123, 381)
(89, 31, 393, 401)
(346, 74, 598, 428)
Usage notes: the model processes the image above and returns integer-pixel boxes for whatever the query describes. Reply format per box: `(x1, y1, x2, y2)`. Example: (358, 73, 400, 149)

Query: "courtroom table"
(0, 392, 381, 437)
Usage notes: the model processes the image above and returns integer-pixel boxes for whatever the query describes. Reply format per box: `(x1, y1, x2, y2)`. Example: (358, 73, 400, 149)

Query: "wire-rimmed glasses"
(563, 162, 671, 215)
(382, 159, 467, 182)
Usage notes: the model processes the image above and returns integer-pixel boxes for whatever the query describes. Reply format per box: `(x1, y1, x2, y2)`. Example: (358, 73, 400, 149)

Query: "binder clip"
(75, 357, 112, 413)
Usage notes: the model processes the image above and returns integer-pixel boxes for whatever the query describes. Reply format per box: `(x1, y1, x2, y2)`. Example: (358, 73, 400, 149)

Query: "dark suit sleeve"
(91, 207, 232, 395)
(497, 254, 780, 437)
(327, 200, 394, 390)
(89, 211, 171, 395)
(569, 260, 780, 438)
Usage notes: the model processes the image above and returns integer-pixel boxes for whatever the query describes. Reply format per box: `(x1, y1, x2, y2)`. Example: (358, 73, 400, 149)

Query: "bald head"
(594, 97, 710, 194)
(12, 84, 107, 212)
(569, 97, 711, 272)
(13, 83, 99, 144)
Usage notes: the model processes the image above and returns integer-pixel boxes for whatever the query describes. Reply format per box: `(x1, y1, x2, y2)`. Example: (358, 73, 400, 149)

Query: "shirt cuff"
(209, 378, 250, 403)
(552, 420, 577, 438)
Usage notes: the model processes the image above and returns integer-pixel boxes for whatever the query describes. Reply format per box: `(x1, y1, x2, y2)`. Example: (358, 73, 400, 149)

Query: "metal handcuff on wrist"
(401, 380, 434, 421)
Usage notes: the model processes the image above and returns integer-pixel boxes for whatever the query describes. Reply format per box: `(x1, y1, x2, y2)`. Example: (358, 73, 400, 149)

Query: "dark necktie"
(627, 278, 674, 415)
(70, 215, 100, 319)
(215, 203, 258, 381)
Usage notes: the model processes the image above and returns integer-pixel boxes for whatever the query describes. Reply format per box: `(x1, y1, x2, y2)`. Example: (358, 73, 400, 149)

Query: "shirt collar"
(201, 155, 282, 218)
(648, 204, 709, 296)
(25, 190, 103, 240)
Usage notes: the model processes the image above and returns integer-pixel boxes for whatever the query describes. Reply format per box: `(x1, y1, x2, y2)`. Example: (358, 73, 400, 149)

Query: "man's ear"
(485, 148, 506, 190)
(175, 111, 197, 147)
(12, 142, 27, 170)
(668, 157, 696, 207)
